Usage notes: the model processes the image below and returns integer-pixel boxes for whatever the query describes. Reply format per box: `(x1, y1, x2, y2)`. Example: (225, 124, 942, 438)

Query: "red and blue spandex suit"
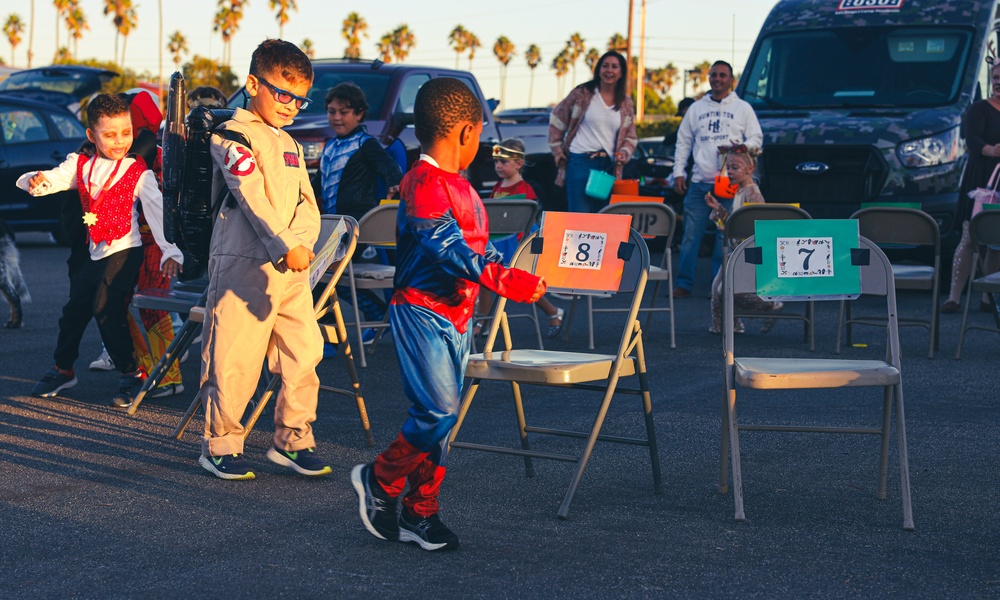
(373, 160, 541, 517)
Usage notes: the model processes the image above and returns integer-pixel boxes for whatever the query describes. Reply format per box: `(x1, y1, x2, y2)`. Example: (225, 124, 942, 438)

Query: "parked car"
(226, 59, 559, 207)
(494, 107, 552, 124)
(0, 95, 87, 242)
(0, 65, 119, 120)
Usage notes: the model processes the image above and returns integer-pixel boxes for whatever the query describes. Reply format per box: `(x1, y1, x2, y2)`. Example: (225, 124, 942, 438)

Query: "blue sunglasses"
(255, 75, 312, 110)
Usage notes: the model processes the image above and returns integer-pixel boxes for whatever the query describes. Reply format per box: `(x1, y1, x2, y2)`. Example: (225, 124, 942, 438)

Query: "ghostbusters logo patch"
(283, 152, 300, 168)
(225, 145, 256, 176)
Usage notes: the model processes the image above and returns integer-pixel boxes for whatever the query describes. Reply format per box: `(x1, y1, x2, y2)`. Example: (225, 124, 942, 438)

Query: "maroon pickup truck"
(227, 58, 560, 208)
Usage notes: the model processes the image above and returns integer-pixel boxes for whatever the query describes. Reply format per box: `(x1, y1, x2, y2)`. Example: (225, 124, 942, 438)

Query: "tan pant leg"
(268, 270, 323, 451)
(200, 258, 278, 457)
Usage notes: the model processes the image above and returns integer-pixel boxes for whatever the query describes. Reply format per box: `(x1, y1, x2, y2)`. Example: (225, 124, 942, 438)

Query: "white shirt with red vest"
(17, 153, 183, 268)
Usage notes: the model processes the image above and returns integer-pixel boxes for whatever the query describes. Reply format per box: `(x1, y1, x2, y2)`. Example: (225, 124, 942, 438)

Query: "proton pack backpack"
(162, 73, 240, 280)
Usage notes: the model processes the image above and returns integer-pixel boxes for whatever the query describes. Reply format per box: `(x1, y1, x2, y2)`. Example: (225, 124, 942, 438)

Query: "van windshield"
(301, 72, 392, 117)
(741, 27, 972, 109)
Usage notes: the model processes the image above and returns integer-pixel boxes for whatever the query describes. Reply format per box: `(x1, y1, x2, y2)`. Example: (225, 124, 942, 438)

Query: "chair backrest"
(313, 215, 359, 311)
(599, 201, 676, 246)
(728, 234, 892, 299)
(483, 198, 539, 236)
(850, 207, 940, 251)
(724, 204, 812, 244)
(726, 234, 897, 360)
(969, 209, 1000, 247)
(356, 203, 398, 245)
(490, 227, 650, 351)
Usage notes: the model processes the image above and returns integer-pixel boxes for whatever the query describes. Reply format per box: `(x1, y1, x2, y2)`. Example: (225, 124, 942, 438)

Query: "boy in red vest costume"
(18, 93, 183, 407)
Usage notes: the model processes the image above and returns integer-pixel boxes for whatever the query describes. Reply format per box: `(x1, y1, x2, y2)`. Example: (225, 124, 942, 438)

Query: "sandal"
(545, 307, 565, 338)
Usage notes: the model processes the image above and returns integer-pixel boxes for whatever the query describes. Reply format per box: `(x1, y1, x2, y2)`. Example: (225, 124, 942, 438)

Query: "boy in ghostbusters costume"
(198, 39, 329, 481)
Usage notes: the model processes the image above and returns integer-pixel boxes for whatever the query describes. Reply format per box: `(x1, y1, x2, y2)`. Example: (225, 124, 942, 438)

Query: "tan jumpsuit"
(200, 107, 323, 457)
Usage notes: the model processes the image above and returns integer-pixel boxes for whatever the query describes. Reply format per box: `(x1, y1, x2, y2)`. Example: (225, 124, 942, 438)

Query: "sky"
(4, 0, 780, 109)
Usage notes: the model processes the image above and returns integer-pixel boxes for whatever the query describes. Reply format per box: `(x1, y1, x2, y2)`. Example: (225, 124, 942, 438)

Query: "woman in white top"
(548, 51, 638, 213)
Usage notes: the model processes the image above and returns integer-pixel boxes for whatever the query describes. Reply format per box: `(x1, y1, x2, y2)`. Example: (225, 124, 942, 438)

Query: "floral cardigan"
(547, 84, 638, 186)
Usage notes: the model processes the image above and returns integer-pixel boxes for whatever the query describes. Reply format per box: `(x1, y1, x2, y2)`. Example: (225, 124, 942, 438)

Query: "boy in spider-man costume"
(351, 78, 546, 552)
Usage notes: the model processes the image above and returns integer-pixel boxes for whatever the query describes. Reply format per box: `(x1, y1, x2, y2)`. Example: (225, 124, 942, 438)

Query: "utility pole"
(626, 0, 634, 71)
(635, 0, 646, 122)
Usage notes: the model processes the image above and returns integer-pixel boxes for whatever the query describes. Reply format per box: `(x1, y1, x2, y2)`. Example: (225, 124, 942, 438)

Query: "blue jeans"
(566, 152, 614, 213)
(676, 181, 731, 291)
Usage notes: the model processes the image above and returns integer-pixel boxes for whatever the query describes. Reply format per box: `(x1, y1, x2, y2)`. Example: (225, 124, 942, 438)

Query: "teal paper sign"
(753, 219, 861, 300)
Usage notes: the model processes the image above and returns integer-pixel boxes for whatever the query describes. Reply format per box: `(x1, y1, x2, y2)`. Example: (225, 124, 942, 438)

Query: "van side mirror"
(393, 109, 414, 128)
(487, 98, 500, 113)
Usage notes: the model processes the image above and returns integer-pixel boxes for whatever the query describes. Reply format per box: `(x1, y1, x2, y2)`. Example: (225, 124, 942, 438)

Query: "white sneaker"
(89, 349, 115, 371)
(150, 383, 185, 398)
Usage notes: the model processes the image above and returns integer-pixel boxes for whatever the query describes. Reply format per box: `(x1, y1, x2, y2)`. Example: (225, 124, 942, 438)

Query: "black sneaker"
(398, 508, 460, 551)
(199, 453, 256, 480)
(31, 369, 78, 398)
(266, 446, 332, 476)
(350, 463, 399, 541)
(111, 370, 147, 408)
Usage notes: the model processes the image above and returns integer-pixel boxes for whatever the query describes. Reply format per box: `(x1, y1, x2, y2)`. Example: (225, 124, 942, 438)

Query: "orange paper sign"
(535, 211, 632, 293)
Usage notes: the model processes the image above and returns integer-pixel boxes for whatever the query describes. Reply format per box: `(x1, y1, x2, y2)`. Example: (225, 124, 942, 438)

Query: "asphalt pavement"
(1, 232, 998, 598)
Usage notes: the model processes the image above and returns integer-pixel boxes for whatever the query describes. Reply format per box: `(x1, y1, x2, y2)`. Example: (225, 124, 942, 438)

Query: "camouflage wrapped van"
(739, 0, 998, 246)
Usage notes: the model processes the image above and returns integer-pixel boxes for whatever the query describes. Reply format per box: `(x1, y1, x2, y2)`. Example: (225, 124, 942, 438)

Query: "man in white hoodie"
(672, 61, 762, 298)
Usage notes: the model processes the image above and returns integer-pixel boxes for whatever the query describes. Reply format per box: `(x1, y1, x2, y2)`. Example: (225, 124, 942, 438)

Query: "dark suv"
(0, 95, 87, 242)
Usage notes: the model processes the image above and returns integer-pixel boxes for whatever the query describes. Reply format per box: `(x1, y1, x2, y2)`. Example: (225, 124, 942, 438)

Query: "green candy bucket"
(585, 169, 615, 200)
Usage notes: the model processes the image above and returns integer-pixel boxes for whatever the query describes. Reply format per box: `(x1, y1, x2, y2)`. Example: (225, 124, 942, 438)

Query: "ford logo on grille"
(795, 161, 830, 175)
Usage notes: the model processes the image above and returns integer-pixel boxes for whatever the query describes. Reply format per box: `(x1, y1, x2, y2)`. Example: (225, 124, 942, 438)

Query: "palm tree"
(375, 33, 392, 63)
(607, 33, 627, 53)
(212, 6, 232, 65)
(493, 35, 514, 109)
(117, 3, 137, 67)
(103, 0, 125, 66)
(551, 48, 570, 98)
(65, 1, 88, 60)
(566, 32, 584, 86)
(53, 0, 70, 60)
(584, 47, 600, 74)
(389, 24, 415, 63)
(448, 25, 468, 70)
(342, 12, 367, 59)
(525, 43, 541, 107)
(690, 60, 711, 94)
(213, 0, 247, 67)
(268, 0, 296, 39)
(660, 62, 678, 96)
(300, 37, 314, 59)
(167, 30, 188, 68)
(466, 32, 480, 71)
(3, 14, 24, 67)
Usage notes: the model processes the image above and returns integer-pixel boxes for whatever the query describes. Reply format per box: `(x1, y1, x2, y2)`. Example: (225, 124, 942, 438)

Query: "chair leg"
(172, 390, 203, 439)
(877, 385, 892, 500)
(128, 318, 201, 415)
(586, 296, 595, 350)
(835, 299, 846, 355)
(894, 382, 915, 531)
(330, 299, 374, 447)
(510, 381, 534, 478)
(807, 301, 816, 353)
(447, 379, 481, 447)
(347, 264, 367, 368)
(635, 340, 663, 494)
(242, 375, 280, 437)
(955, 282, 976, 360)
(557, 379, 621, 519)
(668, 268, 676, 349)
(562, 296, 578, 342)
(727, 387, 746, 522)
(719, 385, 730, 494)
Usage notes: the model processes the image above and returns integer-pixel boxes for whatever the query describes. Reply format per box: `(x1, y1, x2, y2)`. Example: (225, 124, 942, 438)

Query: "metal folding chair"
(955, 209, 1000, 359)
(171, 215, 373, 446)
(449, 222, 662, 519)
(721, 233, 913, 531)
(345, 204, 397, 368)
(836, 207, 940, 359)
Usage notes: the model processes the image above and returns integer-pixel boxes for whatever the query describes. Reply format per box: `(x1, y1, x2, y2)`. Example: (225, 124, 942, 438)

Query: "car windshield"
(741, 27, 972, 109)
(639, 140, 670, 159)
(304, 72, 392, 117)
(0, 68, 106, 98)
